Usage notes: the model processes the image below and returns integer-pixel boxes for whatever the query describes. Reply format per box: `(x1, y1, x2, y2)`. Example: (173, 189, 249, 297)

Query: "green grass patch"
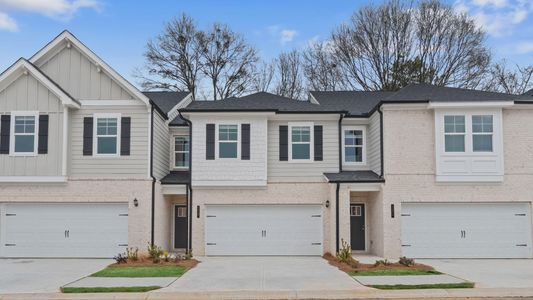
(62, 286, 160, 293)
(369, 282, 475, 290)
(351, 269, 442, 276)
(91, 266, 186, 278)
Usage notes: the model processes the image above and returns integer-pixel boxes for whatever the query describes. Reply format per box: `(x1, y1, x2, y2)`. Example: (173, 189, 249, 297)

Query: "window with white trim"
(174, 136, 190, 168)
(444, 115, 465, 152)
(94, 114, 120, 155)
(218, 124, 238, 158)
(343, 126, 365, 164)
(289, 123, 313, 161)
(11, 113, 38, 155)
(472, 115, 493, 152)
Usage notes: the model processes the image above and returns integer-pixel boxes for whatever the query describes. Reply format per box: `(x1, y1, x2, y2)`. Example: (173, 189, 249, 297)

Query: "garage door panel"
(1, 203, 128, 258)
(205, 205, 323, 256)
(402, 203, 532, 258)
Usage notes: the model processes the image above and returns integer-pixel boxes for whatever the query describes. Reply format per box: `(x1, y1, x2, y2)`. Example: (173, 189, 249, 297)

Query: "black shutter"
(83, 117, 93, 156)
(279, 125, 288, 161)
(314, 125, 323, 161)
(0, 115, 10, 154)
(206, 124, 215, 160)
(121, 117, 131, 156)
(38, 115, 49, 154)
(241, 123, 250, 160)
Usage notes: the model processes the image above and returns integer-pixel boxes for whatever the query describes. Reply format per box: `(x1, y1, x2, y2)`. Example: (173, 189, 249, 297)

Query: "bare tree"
(197, 23, 258, 100)
(136, 14, 202, 98)
(484, 61, 533, 95)
(331, 0, 491, 91)
(274, 50, 305, 99)
(302, 41, 344, 91)
(251, 61, 275, 93)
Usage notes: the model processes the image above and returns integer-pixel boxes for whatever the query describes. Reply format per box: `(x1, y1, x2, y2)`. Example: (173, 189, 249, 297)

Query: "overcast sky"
(0, 0, 532, 87)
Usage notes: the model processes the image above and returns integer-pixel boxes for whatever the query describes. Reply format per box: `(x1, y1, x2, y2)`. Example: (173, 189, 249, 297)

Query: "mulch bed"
(323, 253, 434, 273)
(108, 254, 199, 269)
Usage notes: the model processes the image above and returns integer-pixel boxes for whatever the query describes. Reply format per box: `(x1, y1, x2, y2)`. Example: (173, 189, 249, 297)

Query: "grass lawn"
(370, 282, 475, 290)
(351, 269, 442, 276)
(62, 286, 160, 293)
(91, 266, 187, 278)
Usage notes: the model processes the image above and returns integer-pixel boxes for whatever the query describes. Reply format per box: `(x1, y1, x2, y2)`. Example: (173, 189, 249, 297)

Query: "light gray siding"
(367, 111, 381, 175)
(267, 120, 339, 182)
(0, 73, 63, 176)
(69, 105, 149, 178)
(38, 46, 134, 100)
(152, 111, 170, 180)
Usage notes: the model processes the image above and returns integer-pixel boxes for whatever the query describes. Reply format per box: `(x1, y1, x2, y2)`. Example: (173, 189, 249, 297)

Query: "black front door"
(174, 205, 188, 249)
(350, 204, 365, 251)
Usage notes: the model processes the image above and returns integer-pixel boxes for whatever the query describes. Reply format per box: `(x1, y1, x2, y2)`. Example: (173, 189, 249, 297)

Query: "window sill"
(436, 175, 503, 183)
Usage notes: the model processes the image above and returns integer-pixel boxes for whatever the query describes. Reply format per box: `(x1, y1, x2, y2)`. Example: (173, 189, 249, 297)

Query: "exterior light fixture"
(325, 200, 330, 208)
(133, 198, 139, 207)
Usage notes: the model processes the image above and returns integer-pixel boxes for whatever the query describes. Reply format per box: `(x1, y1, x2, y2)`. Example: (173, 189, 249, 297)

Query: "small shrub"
(374, 259, 392, 267)
(113, 252, 128, 264)
(163, 251, 170, 262)
(126, 247, 139, 261)
(336, 239, 359, 268)
(147, 243, 164, 264)
(399, 256, 415, 266)
(185, 249, 193, 260)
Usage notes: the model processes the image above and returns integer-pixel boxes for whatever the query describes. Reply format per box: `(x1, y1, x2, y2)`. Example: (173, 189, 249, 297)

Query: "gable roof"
(29, 30, 150, 105)
(384, 83, 515, 102)
(144, 91, 190, 115)
(182, 92, 344, 113)
(310, 91, 394, 116)
(0, 58, 80, 108)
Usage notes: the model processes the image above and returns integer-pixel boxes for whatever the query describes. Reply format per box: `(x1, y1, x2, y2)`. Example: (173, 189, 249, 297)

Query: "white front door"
(0, 203, 128, 258)
(205, 205, 323, 256)
(401, 202, 532, 258)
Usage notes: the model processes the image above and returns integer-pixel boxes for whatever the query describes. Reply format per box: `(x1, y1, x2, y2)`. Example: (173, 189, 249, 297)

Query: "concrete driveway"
(160, 256, 366, 292)
(419, 259, 533, 288)
(0, 258, 112, 293)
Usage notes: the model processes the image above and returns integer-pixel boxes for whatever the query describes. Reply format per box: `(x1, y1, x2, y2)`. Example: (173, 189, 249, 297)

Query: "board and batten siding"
(190, 115, 267, 186)
(267, 120, 338, 182)
(69, 105, 149, 178)
(37, 45, 134, 100)
(367, 112, 381, 175)
(152, 111, 170, 180)
(0, 73, 63, 176)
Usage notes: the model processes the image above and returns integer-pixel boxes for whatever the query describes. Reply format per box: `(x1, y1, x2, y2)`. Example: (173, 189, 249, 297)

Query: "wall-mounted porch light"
(133, 198, 139, 207)
(325, 200, 330, 208)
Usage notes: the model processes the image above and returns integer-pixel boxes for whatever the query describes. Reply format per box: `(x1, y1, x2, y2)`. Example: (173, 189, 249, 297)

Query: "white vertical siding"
(267, 120, 339, 182)
(0, 74, 63, 176)
(38, 46, 134, 100)
(152, 111, 170, 179)
(367, 111, 382, 175)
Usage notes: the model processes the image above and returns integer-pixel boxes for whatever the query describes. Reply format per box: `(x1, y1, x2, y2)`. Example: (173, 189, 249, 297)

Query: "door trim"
(350, 202, 368, 252)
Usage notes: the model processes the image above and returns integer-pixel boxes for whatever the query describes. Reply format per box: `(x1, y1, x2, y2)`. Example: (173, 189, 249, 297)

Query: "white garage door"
(0, 203, 128, 258)
(402, 203, 532, 258)
(205, 205, 323, 256)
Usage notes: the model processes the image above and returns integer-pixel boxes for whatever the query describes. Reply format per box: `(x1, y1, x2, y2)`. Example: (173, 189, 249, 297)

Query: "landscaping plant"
(336, 239, 359, 268)
(126, 247, 139, 261)
(398, 256, 415, 267)
(147, 243, 164, 263)
(374, 259, 392, 267)
(113, 252, 128, 264)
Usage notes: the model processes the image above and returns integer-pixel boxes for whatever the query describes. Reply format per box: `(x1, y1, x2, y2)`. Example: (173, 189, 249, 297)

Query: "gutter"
(335, 112, 344, 254)
(178, 110, 193, 254)
(149, 105, 156, 246)
(379, 107, 384, 177)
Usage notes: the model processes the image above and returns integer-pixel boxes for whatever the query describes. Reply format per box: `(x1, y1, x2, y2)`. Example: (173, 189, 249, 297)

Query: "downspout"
(335, 112, 344, 253)
(378, 107, 384, 177)
(150, 105, 156, 246)
(178, 110, 193, 254)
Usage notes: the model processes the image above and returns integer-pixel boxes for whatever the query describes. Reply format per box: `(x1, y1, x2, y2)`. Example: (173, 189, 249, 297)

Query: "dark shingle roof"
(310, 91, 394, 116)
(323, 171, 384, 183)
(385, 83, 515, 102)
(143, 91, 190, 115)
(169, 115, 189, 126)
(182, 92, 343, 113)
(161, 171, 190, 185)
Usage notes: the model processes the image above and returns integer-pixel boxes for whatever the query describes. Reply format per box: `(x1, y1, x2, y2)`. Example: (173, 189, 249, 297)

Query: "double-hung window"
(343, 126, 365, 164)
(94, 114, 120, 155)
(472, 115, 493, 152)
(174, 136, 190, 168)
(289, 123, 313, 161)
(218, 124, 238, 158)
(11, 112, 38, 155)
(444, 115, 466, 152)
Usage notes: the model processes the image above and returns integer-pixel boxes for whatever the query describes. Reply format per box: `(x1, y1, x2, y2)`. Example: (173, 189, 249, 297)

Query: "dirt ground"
(109, 254, 199, 269)
(323, 253, 434, 273)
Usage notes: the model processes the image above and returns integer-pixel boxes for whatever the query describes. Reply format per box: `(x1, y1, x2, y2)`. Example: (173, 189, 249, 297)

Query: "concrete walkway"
(160, 256, 366, 292)
(64, 277, 177, 288)
(353, 274, 467, 286)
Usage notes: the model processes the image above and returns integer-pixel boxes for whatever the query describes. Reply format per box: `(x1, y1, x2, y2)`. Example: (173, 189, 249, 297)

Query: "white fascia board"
(29, 31, 150, 106)
(428, 101, 514, 109)
(308, 93, 320, 104)
(167, 93, 194, 123)
(0, 176, 67, 183)
(79, 100, 145, 106)
(183, 112, 276, 117)
(161, 184, 188, 195)
(0, 59, 80, 108)
(342, 182, 383, 191)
